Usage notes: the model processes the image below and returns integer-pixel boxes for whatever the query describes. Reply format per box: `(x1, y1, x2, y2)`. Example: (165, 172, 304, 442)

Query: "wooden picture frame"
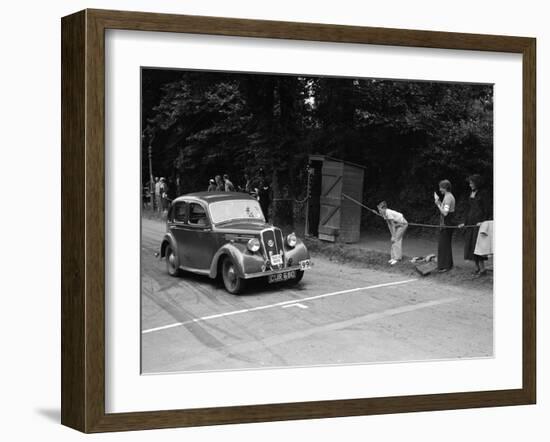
(61, 9, 536, 433)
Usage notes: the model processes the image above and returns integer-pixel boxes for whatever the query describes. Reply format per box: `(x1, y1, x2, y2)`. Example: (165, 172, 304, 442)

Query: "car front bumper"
(242, 261, 312, 280)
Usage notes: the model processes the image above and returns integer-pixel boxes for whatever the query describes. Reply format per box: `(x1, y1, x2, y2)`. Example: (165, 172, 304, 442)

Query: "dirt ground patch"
(304, 237, 493, 292)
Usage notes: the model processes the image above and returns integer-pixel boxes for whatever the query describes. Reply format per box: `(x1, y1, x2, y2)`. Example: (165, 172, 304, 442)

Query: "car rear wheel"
(165, 245, 180, 277)
(222, 256, 245, 294)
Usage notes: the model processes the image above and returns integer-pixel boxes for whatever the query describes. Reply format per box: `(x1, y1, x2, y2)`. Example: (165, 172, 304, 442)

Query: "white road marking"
(142, 278, 417, 335)
(144, 297, 459, 373)
(282, 303, 308, 309)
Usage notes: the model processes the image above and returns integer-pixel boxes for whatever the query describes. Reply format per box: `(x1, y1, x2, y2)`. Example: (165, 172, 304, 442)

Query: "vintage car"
(159, 192, 312, 294)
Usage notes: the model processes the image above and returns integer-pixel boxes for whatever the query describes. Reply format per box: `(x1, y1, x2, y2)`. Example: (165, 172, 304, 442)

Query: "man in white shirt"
(223, 174, 235, 192)
(377, 201, 408, 265)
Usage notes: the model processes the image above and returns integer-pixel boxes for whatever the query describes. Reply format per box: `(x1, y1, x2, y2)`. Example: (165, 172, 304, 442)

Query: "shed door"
(318, 161, 343, 242)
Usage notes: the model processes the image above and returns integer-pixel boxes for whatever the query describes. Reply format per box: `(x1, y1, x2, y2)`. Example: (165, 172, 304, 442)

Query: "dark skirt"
(260, 201, 270, 221)
(463, 226, 488, 262)
(438, 214, 455, 270)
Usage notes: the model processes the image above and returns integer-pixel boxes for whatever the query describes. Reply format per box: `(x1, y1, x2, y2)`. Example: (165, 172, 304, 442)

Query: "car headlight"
(286, 233, 297, 248)
(247, 238, 261, 253)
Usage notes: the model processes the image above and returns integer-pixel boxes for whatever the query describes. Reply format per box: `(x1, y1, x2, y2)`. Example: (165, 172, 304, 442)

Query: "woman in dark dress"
(434, 179, 456, 272)
(460, 174, 491, 276)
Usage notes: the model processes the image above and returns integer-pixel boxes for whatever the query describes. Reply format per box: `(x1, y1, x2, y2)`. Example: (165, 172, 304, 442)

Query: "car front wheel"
(222, 256, 245, 294)
(165, 245, 180, 277)
(290, 270, 304, 285)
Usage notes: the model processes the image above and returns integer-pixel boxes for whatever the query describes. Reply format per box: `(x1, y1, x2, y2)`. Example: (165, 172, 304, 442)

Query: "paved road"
(141, 218, 493, 374)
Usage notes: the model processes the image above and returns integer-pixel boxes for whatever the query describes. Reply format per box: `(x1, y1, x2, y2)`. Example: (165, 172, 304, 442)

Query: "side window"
(166, 204, 174, 221)
(173, 202, 188, 223)
(188, 203, 208, 226)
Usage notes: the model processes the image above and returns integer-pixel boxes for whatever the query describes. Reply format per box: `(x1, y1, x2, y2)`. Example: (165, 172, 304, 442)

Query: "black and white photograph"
(140, 68, 494, 374)
(1, 0, 544, 437)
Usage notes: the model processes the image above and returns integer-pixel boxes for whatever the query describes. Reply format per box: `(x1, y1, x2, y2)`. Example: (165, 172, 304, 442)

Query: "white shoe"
(389, 259, 398, 265)
(388, 259, 394, 264)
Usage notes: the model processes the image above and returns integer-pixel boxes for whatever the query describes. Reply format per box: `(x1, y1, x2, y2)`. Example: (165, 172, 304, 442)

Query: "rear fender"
(159, 232, 177, 259)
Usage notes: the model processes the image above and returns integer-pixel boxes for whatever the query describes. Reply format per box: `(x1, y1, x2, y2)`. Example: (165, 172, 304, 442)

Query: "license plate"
(268, 270, 296, 284)
(299, 259, 311, 270)
(270, 253, 283, 266)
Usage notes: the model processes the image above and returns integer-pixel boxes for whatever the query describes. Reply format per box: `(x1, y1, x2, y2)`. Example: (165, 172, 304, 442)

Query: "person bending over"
(377, 201, 408, 265)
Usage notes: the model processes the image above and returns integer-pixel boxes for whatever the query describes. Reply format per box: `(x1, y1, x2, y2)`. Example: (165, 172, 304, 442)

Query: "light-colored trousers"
(390, 223, 408, 260)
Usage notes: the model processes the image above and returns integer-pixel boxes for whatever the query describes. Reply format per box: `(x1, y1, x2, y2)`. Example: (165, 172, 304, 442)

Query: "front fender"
(210, 242, 258, 279)
(284, 238, 310, 265)
(210, 243, 243, 279)
(210, 239, 311, 279)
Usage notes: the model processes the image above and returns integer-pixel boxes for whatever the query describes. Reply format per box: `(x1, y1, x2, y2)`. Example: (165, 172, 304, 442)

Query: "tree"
(142, 69, 493, 229)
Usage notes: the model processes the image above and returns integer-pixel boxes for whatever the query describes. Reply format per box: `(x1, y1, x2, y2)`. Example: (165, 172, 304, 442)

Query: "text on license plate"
(299, 259, 311, 270)
(268, 270, 296, 284)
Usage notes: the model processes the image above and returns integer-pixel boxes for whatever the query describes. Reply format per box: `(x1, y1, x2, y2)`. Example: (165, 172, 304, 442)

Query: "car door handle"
(170, 224, 187, 230)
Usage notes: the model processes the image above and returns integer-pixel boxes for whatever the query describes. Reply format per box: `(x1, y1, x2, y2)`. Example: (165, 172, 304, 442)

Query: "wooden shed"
(305, 155, 365, 243)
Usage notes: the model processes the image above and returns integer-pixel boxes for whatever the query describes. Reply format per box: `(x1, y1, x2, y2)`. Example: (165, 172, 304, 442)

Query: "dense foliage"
(142, 69, 493, 229)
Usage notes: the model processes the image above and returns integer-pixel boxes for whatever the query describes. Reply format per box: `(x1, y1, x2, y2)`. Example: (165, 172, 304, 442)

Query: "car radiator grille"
(274, 228, 284, 251)
(261, 228, 285, 267)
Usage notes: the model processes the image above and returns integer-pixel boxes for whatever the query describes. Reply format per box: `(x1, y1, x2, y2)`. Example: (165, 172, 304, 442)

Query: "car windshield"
(209, 199, 265, 224)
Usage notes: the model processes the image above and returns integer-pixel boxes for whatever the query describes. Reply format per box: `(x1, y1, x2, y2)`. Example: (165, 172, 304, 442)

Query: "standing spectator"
(459, 174, 492, 276)
(154, 177, 161, 212)
(258, 167, 265, 180)
(434, 179, 456, 273)
(223, 174, 235, 192)
(243, 173, 251, 193)
(473, 220, 494, 267)
(215, 175, 224, 191)
(159, 177, 169, 212)
(144, 179, 153, 209)
(175, 175, 181, 197)
(142, 185, 149, 209)
(258, 178, 271, 221)
(207, 179, 216, 192)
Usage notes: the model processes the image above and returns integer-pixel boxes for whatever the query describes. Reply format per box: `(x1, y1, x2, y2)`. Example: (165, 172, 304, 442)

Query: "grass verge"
(303, 237, 493, 291)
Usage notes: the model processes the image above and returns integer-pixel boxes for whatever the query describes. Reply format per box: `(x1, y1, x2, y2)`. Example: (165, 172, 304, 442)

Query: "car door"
(182, 202, 218, 270)
(169, 201, 189, 266)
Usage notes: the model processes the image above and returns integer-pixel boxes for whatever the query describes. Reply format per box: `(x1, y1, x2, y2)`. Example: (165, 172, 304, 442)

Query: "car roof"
(172, 192, 257, 205)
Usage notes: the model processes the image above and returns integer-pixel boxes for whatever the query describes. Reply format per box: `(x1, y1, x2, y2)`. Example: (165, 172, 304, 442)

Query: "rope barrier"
(158, 192, 479, 230)
(341, 193, 480, 229)
(273, 196, 310, 204)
